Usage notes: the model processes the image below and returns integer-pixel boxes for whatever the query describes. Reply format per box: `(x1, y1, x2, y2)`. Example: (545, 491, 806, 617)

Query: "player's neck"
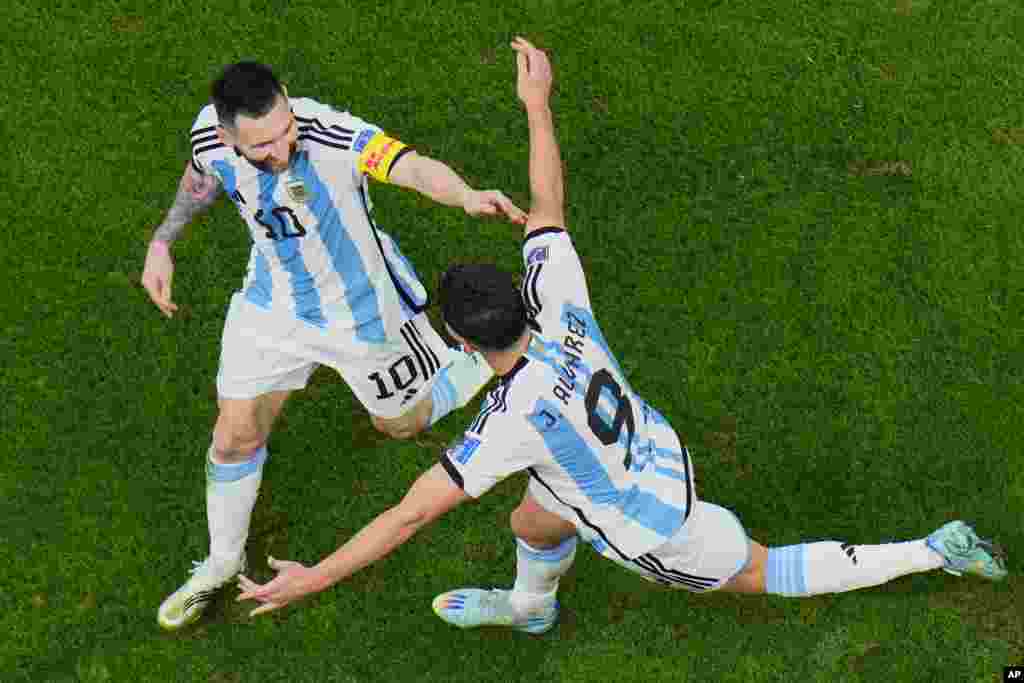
(483, 331, 532, 377)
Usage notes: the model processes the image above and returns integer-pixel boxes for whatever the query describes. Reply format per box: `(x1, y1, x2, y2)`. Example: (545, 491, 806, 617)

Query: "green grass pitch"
(3, 1, 1022, 681)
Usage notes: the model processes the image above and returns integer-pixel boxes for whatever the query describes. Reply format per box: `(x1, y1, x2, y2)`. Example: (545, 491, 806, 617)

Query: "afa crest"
(286, 177, 309, 204)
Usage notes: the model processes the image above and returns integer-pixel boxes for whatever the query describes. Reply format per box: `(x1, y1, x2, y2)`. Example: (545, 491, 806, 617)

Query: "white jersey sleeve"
(189, 104, 222, 176)
(439, 366, 542, 498)
(520, 228, 592, 334)
(294, 98, 414, 184)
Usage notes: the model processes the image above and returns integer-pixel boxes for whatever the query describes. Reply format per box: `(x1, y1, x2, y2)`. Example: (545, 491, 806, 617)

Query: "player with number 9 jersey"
(441, 227, 695, 563)
(231, 41, 1006, 632)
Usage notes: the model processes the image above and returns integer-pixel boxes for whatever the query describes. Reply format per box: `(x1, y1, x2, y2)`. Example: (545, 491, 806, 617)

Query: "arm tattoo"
(152, 174, 222, 244)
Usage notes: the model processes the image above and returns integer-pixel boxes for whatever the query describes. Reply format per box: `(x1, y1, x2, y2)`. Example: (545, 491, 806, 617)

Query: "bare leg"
(206, 391, 291, 569)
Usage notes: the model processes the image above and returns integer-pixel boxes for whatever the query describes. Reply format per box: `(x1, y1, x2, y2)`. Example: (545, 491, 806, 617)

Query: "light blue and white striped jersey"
(189, 97, 427, 343)
(441, 229, 694, 560)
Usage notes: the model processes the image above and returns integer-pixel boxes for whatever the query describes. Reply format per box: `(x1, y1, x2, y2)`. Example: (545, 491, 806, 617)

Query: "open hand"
(140, 240, 177, 318)
(237, 556, 323, 617)
(512, 36, 553, 110)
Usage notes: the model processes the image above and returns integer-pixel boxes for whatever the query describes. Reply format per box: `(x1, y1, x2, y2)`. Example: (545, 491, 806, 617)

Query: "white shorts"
(216, 292, 452, 419)
(529, 472, 750, 592)
(619, 501, 751, 592)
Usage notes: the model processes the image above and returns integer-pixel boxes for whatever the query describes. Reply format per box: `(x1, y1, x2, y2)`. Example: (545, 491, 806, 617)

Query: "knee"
(212, 418, 267, 463)
(510, 506, 552, 548)
(371, 414, 425, 441)
(510, 506, 528, 539)
(721, 541, 767, 594)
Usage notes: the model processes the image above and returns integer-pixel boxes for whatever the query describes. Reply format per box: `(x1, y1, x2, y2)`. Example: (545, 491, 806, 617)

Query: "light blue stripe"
(524, 342, 593, 400)
(257, 170, 326, 326)
(615, 485, 687, 538)
(429, 371, 458, 425)
(207, 446, 268, 483)
(561, 304, 626, 381)
(653, 465, 687, 481)
(766, 544, 808, 597)
(516, 536, 577, 563)
(528, 397, 686, 539)
(766, 547, 784, 594)
(213, 161, 273, 307)
(246, 249, 273, 308)
(294, 153, 384, 341)
(526, 341, 685, 482)
(793, 544, 807, 595)
(212, 160, 238, 196)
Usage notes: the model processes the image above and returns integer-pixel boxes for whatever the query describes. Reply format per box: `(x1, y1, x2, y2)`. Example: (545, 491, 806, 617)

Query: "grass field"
(4, 0, 1023, 681)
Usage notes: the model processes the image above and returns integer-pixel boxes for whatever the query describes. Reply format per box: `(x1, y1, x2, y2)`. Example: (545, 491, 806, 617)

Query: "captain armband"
(354, 130, 411, 183)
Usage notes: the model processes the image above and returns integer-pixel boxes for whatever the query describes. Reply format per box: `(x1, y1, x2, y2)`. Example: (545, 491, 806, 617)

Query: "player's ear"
(216, 124, 235, 147)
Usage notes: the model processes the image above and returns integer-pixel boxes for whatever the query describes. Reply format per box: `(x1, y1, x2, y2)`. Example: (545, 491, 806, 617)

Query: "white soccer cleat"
(157, 556, 246, 630)
(432, 588, 558, 635)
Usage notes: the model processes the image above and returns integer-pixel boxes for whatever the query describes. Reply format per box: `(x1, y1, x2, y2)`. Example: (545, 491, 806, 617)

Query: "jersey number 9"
(584, 369, 636, 469)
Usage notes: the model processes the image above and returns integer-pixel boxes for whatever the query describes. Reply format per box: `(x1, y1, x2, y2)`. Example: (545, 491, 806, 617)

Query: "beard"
(247, 142, 297, 174)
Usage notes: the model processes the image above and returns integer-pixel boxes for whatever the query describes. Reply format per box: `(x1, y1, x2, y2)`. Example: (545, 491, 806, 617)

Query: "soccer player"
(145, 61, 527, 630)
(235, 38, 1007, 626)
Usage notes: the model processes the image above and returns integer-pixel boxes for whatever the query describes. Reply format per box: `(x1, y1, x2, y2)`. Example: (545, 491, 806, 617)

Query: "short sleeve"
(439, 428, 538, 498)
(521, 228, 593, 332)
(189, 104, 223, 176)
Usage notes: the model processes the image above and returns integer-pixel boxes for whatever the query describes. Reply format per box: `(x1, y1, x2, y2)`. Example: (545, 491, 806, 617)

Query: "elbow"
(392, 501, 432, 535)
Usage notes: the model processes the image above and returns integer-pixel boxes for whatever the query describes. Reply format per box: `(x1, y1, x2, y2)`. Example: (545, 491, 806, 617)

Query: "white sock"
(765, 539, 944, 596)
(509, 536, 577, 615)
(206, 444, 267, 573)
(429, 348, 494, 426)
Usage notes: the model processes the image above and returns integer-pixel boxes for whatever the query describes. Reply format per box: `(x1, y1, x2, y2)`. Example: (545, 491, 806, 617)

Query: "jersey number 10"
(255, 207, 307, 241)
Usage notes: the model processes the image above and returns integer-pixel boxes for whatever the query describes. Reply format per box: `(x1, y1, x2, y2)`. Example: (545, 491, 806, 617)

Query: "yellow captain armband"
(354, 130, 410, 183)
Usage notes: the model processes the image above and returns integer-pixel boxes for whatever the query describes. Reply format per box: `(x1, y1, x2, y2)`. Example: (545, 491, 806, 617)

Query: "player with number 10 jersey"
(190, 98, 426, 344)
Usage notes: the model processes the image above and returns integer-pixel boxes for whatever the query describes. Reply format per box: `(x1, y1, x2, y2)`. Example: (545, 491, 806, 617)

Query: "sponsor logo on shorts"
(527, 246, 549, 265)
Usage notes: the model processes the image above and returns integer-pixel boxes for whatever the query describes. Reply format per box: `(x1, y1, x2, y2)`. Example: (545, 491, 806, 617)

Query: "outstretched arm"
(236, 463, 470, 616)
(512, 37, 565, 237)
(388, 150, 526, 223)
(140, 162, 221, 318)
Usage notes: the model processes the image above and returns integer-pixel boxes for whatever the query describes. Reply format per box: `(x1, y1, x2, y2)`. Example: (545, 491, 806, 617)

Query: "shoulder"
(189, 104, 221, 153)
(292, 98, 375, 154)
(292, 97, 375, 134)
(190, 103, 218, 135)
(465, 361, 536, 436)
(190, 104, 229, 174)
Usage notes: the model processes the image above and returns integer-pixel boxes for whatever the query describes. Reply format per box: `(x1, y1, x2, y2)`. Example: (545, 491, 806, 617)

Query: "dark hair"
(440, 264, 528, 352)
(211, 61, 285, 130)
